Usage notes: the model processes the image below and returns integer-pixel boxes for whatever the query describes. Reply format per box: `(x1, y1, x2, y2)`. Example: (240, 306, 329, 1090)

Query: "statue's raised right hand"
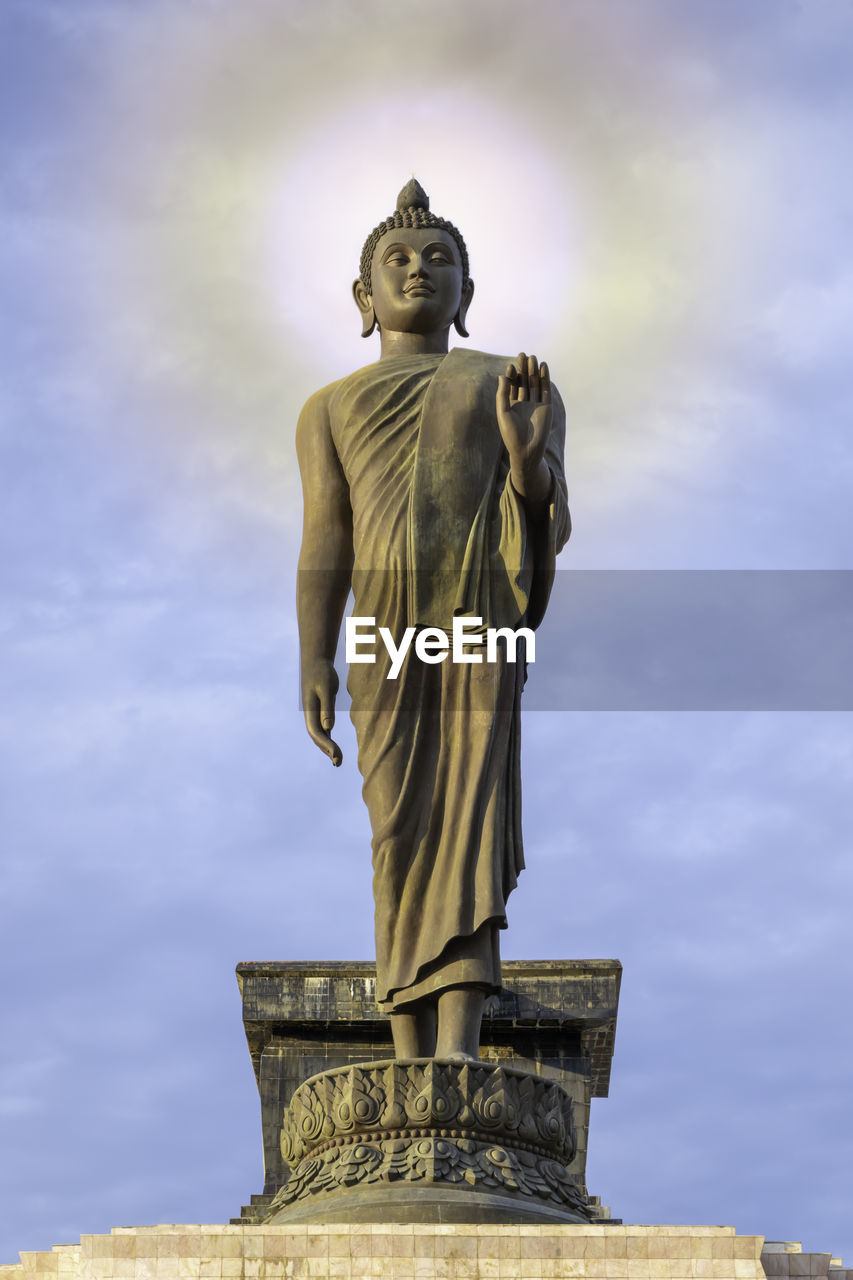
(302, 659, 342, 767)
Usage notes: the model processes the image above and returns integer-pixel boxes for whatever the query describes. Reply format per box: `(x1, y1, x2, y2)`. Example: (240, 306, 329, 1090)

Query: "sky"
(1, 0, 852, 1264)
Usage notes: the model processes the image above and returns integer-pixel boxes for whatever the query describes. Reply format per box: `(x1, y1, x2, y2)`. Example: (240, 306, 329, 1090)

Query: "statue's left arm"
(496, 353, 570, 629)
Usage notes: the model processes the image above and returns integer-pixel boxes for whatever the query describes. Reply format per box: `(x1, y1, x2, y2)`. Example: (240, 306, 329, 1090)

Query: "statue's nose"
(409, 254, 428, 277)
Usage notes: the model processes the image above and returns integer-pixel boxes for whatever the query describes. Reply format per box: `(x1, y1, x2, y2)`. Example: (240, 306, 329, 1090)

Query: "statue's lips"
(403, 284, 435, 296)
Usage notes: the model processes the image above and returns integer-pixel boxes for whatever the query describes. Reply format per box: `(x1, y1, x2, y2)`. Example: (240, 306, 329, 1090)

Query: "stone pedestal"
(235, 958, 621, 1220)
(267, 1058, 589, 1225)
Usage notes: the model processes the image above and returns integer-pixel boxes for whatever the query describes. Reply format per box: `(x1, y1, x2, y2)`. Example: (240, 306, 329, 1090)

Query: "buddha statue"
(296, 179, 571, 1060)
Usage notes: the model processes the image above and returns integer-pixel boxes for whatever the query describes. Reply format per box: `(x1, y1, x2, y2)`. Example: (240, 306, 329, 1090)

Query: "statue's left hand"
(496, 354, 553, 506)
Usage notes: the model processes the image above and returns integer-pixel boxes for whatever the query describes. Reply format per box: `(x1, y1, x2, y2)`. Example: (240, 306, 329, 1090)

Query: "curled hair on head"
(359, 178, 469, 295)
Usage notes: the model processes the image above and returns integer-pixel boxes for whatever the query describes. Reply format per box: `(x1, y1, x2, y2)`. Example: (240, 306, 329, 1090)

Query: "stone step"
(6, 1244, 80, 1280)
(761, 1244, 841, 1278)
(587, 1194, 621, 1223)
(230, 1192, 276, 1224)
(0, 1224, 770, 1280)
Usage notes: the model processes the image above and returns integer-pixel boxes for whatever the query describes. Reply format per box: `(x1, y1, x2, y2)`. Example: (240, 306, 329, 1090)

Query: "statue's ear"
(454, 277, 475, 338)
(352, 279, 377, 338)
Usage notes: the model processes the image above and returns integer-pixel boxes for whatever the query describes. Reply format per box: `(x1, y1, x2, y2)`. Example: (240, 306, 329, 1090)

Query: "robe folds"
(303, 347, 570, 1010)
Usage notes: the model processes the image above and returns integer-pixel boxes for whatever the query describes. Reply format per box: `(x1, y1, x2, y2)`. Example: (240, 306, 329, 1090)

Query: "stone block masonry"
(1, 1223, 773, 1280)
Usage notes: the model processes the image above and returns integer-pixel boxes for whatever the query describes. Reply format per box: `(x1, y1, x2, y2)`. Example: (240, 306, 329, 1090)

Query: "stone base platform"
(3, 1224, 768, 1280)
(236, 960, 622, 1211)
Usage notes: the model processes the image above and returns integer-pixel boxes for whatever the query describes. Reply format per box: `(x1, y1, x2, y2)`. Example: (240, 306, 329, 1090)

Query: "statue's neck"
(378, 327, 450, 359)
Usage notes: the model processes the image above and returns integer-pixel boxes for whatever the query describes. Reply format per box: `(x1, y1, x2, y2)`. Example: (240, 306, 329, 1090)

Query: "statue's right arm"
(296, 388, 353, 767)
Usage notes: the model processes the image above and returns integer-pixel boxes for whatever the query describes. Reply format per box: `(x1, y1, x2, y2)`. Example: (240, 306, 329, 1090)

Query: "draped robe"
(300, 348, 570, 1010)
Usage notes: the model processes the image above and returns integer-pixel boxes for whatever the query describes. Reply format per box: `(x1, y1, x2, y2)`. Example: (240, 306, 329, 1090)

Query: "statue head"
(353, 179, 474, 339)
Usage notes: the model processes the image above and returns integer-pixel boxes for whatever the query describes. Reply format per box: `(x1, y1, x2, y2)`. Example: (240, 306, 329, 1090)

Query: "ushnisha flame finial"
(396, 177, 429, 212)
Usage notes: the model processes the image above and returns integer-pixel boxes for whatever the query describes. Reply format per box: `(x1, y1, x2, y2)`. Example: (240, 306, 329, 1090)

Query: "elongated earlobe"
(454, 278, 475, 338)
(360, 307, 377, 338)
(352, 279, 377, 338)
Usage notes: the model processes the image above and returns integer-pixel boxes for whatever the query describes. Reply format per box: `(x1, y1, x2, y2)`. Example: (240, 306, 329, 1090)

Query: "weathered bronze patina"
(296, 179, 571, 1062)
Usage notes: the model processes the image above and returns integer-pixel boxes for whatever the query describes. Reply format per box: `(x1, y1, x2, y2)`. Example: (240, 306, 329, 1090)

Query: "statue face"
(369, 228, 464, 334)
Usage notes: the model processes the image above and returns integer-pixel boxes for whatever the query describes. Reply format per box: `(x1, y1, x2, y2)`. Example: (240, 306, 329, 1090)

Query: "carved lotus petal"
(428, 1083, 457, 1125)
(329, 1073, 353, 1132)
(475, 1143, 522, 1190)
(432, 1137, 464, 1182)
(539, 1159, 590, 1214)
(381, 1096, 407, 1129)
(501, 1072, 521, 1130)
(429, 1064, 461, 1125)
(279, 1120, 299, 1167)
(512, 1148, 550, 1199)
(276, 1155, 322, 1206)
(408, 1136, 436, 1179)
(333, 1067, 384, 1132)
(515, 1075, 540, 1145)
(312, 1147, 344, 1195)
(404, 1064, 430, 1124)
(471, 1067, 506, 1129)
(535, 1083, 574, 1158)
(281, 1084, 326, 1163)
(403, 1060, 461, 1127)
(380, 1137, 411, 1180)
(380, 1062, 409, 1129)
(332, 1142, 382, 1187)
